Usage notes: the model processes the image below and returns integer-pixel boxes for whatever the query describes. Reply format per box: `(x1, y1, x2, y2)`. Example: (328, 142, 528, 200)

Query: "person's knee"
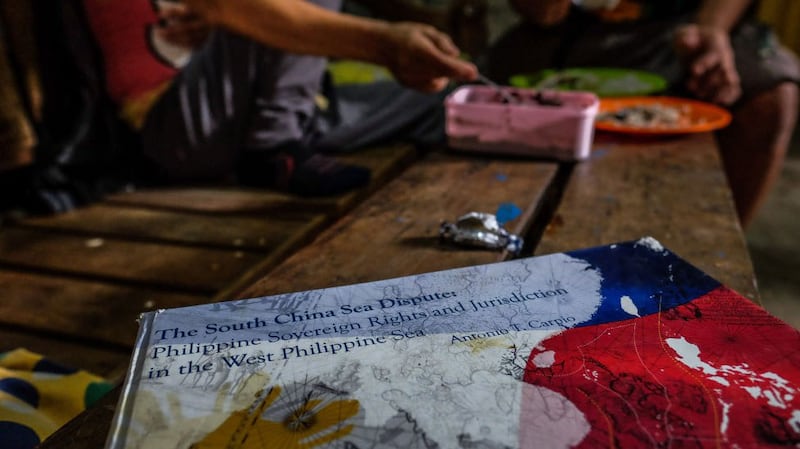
(746, 82, 798, 130)
(772, 82, 799, 134)
(729, 82, 798, 146)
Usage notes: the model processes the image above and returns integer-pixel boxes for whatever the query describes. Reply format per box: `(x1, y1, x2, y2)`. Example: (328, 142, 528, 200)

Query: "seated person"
(81, 0, 478, 196)
(487, 0, 800, 227)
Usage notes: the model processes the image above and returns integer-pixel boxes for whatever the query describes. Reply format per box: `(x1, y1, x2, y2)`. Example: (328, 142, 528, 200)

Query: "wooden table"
(241, 131, 756, 301)
(32, 131, 757, 448)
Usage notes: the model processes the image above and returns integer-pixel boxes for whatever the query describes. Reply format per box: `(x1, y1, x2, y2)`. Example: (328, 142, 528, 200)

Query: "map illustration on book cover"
(107, 237, 800, 449)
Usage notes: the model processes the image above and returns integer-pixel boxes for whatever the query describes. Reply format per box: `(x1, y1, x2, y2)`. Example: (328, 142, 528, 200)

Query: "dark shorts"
(487, 12, 800, 101)
(140, 0, 446, 182)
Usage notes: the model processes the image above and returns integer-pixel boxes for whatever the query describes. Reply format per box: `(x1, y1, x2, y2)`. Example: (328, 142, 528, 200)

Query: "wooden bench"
(36, 130, 758, 449)
(239, 133, 756, 302)
(0, 144, 416, 380)
(34, 149, 558, 449)
(0, 0, 493, 379)
(239, 151, 559, 297)
(536, 132, 757, 301)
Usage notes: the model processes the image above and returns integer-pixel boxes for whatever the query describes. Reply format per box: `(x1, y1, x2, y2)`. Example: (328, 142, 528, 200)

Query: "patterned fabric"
(81, 0, 187, 128)
(0, 349, 113, 449)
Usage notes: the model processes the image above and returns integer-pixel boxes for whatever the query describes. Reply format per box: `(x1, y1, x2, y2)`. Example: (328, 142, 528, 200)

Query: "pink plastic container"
(445, 86, 599, 161)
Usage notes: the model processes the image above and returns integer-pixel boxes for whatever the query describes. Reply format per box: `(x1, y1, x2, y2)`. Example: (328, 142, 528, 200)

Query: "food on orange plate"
(596, 102, 703, 129)
(595, 96, 731, 134)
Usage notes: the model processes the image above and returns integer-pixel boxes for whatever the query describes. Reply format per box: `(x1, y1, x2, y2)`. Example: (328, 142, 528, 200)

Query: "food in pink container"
(445, 85, 599, 160)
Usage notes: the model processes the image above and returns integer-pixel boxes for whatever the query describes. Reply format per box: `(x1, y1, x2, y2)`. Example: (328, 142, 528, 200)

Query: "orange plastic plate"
(595, 96, 732, 135)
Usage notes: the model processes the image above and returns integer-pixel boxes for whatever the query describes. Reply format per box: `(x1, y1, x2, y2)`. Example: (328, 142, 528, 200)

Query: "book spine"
(104, 310, 158, 449)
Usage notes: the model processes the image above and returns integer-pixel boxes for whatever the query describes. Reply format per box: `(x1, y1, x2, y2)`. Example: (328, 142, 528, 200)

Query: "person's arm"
(183, 0, 477, 92)
(509, 0, 572, 27)
(675, 0, 753, 105)
(694, 0, 751, 32)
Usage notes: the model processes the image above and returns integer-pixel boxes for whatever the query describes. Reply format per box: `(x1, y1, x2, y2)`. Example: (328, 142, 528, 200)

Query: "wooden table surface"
(36, 131, 757, 448)
(537, 131, 757, 301)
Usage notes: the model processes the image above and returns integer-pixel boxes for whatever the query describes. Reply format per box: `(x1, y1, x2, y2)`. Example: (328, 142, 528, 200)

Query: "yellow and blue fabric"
(0, 349, 113, 449)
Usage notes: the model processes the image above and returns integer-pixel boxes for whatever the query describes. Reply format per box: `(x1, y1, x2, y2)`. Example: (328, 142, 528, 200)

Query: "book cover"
(106, 237, 800, 449)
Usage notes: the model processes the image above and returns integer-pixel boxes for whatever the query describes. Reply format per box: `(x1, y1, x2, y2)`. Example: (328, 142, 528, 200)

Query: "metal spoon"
(477, 73, 516, 104)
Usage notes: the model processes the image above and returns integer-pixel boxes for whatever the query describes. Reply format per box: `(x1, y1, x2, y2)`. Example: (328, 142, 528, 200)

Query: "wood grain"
(240, 152, 559, 298)
(0, 228, 264, 293)
(33, 135, 759, 449)
(536, 132, 759, 301)
(106, 144, 416, 215)
(19, 205, 325, 251)
(0, 269, 206, 347)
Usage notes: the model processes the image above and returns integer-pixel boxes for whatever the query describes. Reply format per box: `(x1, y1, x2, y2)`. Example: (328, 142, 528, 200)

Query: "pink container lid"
(445, 86, 599, 160)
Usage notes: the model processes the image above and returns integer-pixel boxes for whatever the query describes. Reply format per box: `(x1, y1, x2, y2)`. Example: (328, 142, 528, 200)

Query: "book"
(106, 237, 800, 449)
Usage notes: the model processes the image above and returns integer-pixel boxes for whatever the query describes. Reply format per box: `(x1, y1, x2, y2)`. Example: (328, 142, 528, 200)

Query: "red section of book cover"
(523, 287, 800, 448)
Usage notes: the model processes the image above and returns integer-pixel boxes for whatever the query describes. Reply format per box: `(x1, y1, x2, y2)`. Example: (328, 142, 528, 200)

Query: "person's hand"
(156, 1, 212, 49)
(674, 24, 741, 105)
(381, 22, 477, 92)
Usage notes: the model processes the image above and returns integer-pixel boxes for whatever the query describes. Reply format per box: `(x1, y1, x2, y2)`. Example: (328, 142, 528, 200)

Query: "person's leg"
(233, 0, 369, 195)
(716, 82, 798, 228)
(140, 29, 270, 182)
(717, 21, 800, 227)
(239, 1, 337, 152)
(310, 79, 450, 153)
(141, 0, 369, 195)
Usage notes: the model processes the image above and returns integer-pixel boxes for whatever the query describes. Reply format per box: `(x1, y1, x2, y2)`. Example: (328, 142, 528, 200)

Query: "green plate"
(509, 68, 667, 97)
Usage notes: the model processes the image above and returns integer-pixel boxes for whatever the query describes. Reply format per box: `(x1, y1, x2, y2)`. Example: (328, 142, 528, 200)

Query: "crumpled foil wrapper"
(439, 212, 523, 254)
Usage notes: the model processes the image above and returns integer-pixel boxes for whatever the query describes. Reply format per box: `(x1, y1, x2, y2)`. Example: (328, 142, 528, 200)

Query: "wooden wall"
(759, 0, 800, 54)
